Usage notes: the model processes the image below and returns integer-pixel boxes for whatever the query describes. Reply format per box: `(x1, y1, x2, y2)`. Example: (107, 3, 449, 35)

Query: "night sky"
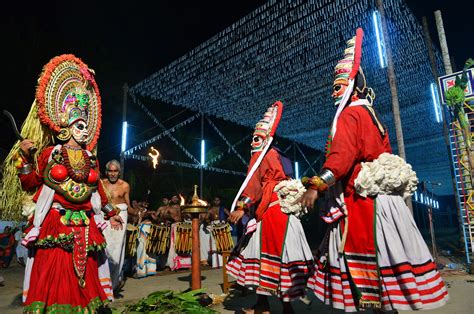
(1, 0, 472, 197)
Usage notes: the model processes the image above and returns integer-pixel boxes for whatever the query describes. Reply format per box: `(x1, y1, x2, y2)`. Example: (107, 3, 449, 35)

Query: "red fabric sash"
(342, 193, 381, 309)
(259, 192, 289, 293)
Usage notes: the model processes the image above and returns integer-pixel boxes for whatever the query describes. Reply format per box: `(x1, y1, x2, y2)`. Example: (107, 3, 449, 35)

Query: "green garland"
(122, 289, 216, 313)
(35, 233, 107, 252)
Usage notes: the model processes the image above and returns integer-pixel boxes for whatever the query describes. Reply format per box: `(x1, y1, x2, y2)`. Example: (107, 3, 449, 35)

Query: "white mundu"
(103, 203, 128, 290)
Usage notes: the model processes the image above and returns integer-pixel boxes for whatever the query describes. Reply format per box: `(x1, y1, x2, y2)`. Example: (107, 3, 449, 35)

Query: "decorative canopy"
(130, 0, 451, 194)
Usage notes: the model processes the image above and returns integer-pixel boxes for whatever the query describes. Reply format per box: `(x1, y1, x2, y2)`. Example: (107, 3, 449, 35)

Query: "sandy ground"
(1, 261, 474, 314)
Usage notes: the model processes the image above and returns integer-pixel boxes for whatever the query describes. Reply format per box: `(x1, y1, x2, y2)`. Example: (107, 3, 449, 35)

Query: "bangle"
(319, 169, 336, 187)
(102, 203, 118, 219)
(237, 196, 252, 211)
(18, 163, 33, 175)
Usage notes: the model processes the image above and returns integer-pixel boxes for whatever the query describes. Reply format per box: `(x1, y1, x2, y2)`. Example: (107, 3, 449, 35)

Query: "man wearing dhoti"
(102, 159, 133, 292)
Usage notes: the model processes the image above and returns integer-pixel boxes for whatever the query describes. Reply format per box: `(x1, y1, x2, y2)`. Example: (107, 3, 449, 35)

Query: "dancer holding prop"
(1, 54, 123, 312)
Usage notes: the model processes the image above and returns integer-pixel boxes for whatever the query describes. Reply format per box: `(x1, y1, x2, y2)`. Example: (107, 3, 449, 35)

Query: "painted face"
(251, 133, 266, 153)
(106, 164, 120, 183)
(251, 120, 270, 153)
(70, 120, 89, 144)
(332, 82, 349, 107)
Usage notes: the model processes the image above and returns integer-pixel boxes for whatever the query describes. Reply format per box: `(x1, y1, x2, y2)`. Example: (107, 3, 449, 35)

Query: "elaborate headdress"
(231, 101, 283, 212)
(36, 54, 101, 150)
(330, 28, 364, 137)
(0, 54, 101, 220)
(251, 102, 283, 154)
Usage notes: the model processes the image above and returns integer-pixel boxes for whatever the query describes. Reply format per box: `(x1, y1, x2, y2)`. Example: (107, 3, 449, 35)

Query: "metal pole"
(434, 10, 453, 75)
(376, 0, 412, 212)
(376, 0, 407, 160)
(423, 182, 438, 263)
(120, 83, 129, 179)
(200, 113, 204, 199)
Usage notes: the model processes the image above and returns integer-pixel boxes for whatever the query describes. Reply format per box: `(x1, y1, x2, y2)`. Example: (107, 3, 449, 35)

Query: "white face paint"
(70, 120, 89, 145)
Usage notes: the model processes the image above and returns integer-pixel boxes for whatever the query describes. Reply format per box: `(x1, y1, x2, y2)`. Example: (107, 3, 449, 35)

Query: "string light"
(430, 83, 442, 123)
(373, 11, 387, 68)
(121, 121, 128, 152)
(201, 140, 206, 166)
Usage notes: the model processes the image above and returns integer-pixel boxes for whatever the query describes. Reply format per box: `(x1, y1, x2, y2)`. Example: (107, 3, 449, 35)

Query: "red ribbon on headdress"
(349, 28, 364, 80)
(269, 101, 283, 137)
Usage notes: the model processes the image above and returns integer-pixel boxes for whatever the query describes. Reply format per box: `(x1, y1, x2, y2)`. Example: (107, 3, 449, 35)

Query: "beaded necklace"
(61, 146, 90, 182)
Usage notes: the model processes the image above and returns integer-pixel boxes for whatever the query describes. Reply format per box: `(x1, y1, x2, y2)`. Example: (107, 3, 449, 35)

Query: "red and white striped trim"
(226, 255, 312, 302)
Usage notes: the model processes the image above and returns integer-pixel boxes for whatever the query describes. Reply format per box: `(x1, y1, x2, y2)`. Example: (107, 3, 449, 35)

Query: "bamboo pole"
(422, 16, 461, 229)
(376, 0, 406, 159)
(376, 0, 412, 212)
(434, 11, 453, 75)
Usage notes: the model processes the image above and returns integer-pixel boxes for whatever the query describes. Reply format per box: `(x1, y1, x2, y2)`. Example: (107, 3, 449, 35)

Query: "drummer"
(206, 196, 231, 268)
(153, 197, 170, 269)
(155, 197, 169, 222)
(207, 196, 230, 221)
(163, 195, 182, 223)
(165, 195, 191, 271)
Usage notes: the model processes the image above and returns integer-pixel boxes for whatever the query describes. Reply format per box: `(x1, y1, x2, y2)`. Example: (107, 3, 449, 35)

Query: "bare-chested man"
(101, 159, 133, 291)
(206, 196, 230, 222)
(206, 196, 231, 268)
(163, 195, 182, 223)
(155, 197, 169, 223)
(165, 194, 191, 270)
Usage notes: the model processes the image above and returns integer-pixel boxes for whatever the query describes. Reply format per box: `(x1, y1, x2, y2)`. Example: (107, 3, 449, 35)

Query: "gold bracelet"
(302, 176, 328, 192)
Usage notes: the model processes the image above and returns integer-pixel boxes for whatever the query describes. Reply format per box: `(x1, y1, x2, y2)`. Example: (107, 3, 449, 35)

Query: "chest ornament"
(44, 147, 99, 203)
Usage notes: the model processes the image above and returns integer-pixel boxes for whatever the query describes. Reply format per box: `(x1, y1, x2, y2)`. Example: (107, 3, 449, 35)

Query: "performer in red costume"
(301, 29, 449, 312)
(227, 102, 313, 314)
(7, 55, 122, 312)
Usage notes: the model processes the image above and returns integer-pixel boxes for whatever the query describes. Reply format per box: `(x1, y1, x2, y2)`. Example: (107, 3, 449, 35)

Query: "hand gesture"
(110, 214, 124, 230)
